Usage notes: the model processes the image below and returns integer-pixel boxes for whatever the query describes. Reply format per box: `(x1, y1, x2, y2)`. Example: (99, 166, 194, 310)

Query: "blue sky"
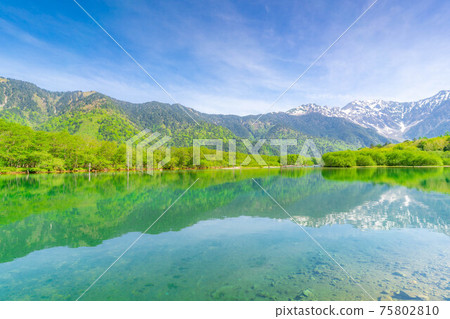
(0, 0, 449, 115)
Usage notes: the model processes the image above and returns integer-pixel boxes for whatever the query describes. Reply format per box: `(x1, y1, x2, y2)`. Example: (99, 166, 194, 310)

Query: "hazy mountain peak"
(411, 90, 450, 109)
(343, 99, 393, 110)
(435, 89, 450, 97)
(286, 103, 334, 116)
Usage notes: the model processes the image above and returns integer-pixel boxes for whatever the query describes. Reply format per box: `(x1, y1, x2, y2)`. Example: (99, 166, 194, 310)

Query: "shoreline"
(321, 165, 450, 169)
(0, 165, 315, 176)
(0, 164, 448, 176)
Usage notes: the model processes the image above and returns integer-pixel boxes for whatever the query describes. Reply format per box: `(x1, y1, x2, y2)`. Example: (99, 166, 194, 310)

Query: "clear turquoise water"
(0, 168, 449, 301)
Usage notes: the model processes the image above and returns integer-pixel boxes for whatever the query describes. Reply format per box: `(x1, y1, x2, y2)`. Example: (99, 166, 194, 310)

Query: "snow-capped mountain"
(286, 103, 337, 117)
(286, 90, 450, 141)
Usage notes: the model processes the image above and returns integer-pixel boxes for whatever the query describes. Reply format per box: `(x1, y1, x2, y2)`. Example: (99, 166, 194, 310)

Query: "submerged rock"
(417, 294, 430, 301)
(378, 295, 393, 301)
(412, 271, 427, 278)
(302, 289, 313, 297)
(392, 271, 407, 278)
(294, 289, 313, 301)
(392, 290, 423, 301)
(313, 265, 327, 275)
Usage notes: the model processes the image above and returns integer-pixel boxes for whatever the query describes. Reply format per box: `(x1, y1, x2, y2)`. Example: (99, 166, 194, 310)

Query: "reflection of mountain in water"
(293, 187, 450, 235)
(0, 168, 448, 263)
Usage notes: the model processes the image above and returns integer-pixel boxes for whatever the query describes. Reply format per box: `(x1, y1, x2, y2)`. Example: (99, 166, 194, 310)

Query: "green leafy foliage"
(355, 154, 376, 166)
(39, 110, 138, 142)
(0, 118, 323, 173)
(322, 151, 356, 167)
(323, 136, 449, 167)
(0, 119, 125, 172)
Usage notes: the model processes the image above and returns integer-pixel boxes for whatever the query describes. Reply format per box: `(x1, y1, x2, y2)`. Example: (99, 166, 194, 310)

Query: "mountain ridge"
(287, 90, 450, 141)
(0, 76, 421, 153)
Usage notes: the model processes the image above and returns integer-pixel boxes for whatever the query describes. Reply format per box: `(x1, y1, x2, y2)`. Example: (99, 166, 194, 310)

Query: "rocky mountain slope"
(287, 91, 450, 141)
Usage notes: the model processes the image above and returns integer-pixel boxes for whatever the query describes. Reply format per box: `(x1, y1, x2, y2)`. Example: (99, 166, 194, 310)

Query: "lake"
(0, 167, 449, 301)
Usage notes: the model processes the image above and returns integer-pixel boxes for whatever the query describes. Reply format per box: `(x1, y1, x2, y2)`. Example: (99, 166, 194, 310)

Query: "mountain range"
(1, 77, 448, 153)
(287, 90, 450, 141)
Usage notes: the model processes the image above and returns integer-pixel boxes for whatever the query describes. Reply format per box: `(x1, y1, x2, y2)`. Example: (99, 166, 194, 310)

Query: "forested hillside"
(0, 77, 390, 154)
(202, 111, 389, 148)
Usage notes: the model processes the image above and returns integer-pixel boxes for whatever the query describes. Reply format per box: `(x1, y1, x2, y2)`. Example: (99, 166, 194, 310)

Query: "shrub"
(322, 151, 356, 167)
(409, 152, 443, 166)
(444, 142, 450, 152)
(323, 148, 444, 168)
(417, 137, 448, 151)
(369, 151, 386, 165)
(356, 155, 376, 166)
(385, 151, 409, 166)
(385, 150, 442, 166)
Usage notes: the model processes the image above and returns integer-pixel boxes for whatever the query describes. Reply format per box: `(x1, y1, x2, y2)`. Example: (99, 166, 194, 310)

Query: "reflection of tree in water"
(321, 167, 450, 194)
(0, 168, 448, 263)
